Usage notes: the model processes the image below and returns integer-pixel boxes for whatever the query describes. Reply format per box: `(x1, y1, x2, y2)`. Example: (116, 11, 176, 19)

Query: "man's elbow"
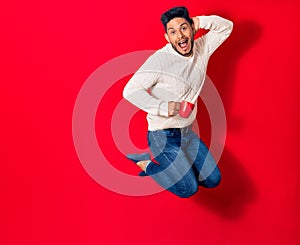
(122, 84, 131, 101)
(229, 20, 233, 31)
(122, 88, 128, 100)
(122, 86, 137, 104)
(227, 20, 234, 34)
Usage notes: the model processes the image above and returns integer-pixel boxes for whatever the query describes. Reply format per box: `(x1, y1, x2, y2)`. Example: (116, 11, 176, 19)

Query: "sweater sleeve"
(123, 55, 169, 117)
(198, 15, 233, 55)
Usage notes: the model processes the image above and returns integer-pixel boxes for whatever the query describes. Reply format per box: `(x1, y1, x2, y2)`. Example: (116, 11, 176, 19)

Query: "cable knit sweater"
(123, 15, 233, 131)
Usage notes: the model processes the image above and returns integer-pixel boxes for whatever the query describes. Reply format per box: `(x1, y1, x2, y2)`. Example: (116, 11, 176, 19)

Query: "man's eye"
(182, 27, 187, 31)
(170, 31, 176, 35)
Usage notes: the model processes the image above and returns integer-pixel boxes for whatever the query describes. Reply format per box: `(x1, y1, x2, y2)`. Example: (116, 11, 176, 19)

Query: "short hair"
(161, 6, 194, 32)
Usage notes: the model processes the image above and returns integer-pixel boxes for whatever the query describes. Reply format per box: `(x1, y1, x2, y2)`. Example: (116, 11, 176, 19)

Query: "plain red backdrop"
(1, 0, 300, 244)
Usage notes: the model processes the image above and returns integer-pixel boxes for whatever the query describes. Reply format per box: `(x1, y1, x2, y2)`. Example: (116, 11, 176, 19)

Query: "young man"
(123, 6, 233, 198)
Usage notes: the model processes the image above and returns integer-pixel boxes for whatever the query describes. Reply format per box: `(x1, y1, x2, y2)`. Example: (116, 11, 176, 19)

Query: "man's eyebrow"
(167, 22, 188, 31)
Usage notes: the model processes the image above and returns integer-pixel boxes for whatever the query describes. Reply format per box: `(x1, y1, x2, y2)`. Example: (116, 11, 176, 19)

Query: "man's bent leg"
(185, 130, 221, 188)
(146, 129, 199, 198)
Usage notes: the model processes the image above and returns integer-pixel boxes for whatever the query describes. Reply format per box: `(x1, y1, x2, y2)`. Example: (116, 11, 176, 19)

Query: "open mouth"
(178, 39, 189, 50)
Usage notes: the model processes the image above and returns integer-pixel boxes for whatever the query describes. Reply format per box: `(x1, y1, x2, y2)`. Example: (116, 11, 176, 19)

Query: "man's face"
(165, 17, 195, 57)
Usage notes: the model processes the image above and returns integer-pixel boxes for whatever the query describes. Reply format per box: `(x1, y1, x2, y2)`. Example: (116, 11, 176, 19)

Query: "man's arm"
(123, 52, 182, 117)
(123, 71, 169, 117)
(192, 15, 233, 54)
(123, 77, 180, 117)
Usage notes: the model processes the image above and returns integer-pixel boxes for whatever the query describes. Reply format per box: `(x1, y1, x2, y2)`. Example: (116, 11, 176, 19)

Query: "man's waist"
(150, 125, 193, 135)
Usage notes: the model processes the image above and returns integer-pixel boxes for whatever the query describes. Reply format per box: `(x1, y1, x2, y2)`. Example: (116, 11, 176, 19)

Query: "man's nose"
(177, 30, 184, 39)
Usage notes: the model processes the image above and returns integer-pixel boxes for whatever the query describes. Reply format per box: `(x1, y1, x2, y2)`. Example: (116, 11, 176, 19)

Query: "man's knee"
(176, 182, 198, 198)
(200, 171, 222, 188)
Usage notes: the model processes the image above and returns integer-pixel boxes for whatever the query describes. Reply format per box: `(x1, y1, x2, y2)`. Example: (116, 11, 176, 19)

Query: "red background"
(1, 0, 300, 244)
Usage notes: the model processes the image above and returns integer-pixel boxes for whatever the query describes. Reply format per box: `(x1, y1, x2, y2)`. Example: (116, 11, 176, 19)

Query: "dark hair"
(161, 6, 194, 32)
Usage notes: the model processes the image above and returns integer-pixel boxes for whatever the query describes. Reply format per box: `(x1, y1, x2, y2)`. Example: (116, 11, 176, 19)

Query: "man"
(123, 6, 233, 198)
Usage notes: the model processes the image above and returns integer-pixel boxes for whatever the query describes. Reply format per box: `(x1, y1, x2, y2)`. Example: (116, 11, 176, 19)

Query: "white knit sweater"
(123, 15, 233, 131)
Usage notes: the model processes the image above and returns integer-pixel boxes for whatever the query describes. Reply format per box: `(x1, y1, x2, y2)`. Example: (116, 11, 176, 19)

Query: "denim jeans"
(146, 126, 221, 198)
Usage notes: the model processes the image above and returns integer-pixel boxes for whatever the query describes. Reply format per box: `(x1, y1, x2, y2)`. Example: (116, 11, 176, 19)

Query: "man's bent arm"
(123, 69, 169, 117)
(195, 15, 233, 54)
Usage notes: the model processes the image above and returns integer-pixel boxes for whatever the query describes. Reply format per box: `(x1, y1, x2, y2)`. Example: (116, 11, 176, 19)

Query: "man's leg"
(146, 129, 199, 198)
(185, 129, 221, 188)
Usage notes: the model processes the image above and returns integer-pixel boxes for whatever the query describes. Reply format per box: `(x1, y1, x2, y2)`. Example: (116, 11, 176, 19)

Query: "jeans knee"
(201, 172, 222, 188)
(207, 176, 221, 188)
(177, 182, 198, 198)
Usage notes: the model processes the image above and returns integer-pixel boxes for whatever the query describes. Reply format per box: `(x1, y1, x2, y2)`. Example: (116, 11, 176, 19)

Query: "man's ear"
(164, 33, 170, 43)
(191, 23, 196, 35)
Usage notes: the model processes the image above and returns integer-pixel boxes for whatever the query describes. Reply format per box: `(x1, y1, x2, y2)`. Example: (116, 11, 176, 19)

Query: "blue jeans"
(146, 126, 221, 198)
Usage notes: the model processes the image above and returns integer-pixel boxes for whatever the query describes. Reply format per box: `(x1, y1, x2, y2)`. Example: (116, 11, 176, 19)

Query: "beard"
(171, 37, 194, 57)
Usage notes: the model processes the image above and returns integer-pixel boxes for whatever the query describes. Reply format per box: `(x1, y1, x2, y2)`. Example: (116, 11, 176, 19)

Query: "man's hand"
(168, 101, 181, 117)
(192, 17, 200, 34)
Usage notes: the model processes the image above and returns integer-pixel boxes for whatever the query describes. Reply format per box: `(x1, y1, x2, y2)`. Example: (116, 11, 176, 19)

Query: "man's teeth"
(179, 40, 188, 48)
